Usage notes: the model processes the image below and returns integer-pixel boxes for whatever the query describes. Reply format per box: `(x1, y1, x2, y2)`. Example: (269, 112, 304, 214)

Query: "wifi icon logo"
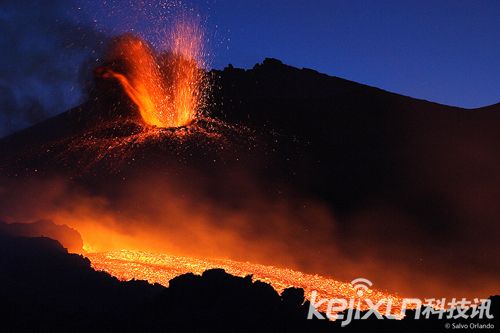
(351, 278, 373, 297)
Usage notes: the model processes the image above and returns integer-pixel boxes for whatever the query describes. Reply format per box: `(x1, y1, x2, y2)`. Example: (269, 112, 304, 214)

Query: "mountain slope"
(0, 58, 498, 297)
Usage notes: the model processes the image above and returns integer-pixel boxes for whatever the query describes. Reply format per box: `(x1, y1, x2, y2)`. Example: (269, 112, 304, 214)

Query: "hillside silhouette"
(0, 219, 82, 252)
(0, 232, 497, 332)
(0, 232, 327, 332)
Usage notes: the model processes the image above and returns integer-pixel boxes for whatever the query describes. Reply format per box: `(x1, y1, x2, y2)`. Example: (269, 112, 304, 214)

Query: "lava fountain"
(97, 20, 206, 128)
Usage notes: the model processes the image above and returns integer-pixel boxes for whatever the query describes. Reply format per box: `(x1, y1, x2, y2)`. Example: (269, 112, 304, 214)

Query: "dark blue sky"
(1, 0, 499, 136)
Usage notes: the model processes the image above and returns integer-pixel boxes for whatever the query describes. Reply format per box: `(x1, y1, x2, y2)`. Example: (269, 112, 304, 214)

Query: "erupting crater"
(97, 20, 207, 129)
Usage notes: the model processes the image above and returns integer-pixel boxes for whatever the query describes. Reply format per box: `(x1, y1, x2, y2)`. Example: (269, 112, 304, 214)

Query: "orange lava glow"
(99, 20, 206, 128)
(86, 249, 407, 315)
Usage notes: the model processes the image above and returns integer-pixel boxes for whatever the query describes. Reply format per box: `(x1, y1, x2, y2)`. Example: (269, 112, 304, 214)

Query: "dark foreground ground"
(0, 232, 497, 333)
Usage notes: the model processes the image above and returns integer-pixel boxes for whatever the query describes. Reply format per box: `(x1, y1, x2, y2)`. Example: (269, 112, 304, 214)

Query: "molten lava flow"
(86, 249, 406, 315)
(99, 20, 206, 128)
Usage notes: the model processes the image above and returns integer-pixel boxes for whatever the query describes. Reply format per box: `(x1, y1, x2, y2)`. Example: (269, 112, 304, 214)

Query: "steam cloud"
(0, 0, 106, 137)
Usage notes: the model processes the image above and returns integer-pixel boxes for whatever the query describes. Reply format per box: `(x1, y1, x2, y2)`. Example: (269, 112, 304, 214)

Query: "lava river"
(86, 249, 406, 315)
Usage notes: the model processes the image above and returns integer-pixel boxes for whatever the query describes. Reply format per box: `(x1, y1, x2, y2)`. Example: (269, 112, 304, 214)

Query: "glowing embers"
(98, 20, 207, 128)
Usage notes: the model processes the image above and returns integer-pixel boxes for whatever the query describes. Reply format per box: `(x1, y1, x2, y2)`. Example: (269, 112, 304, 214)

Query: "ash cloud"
(0, 0, 106, 137)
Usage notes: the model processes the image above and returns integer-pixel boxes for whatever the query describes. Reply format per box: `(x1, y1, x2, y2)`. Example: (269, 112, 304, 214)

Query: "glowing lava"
(98, 20, 206, 128)
(86, 249, 406, 315)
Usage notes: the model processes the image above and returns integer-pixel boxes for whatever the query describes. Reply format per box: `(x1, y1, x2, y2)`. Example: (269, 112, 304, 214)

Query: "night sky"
(1, 0, 499, 137)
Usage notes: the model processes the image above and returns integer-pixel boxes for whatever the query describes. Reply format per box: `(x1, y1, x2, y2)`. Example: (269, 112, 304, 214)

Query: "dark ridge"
(0, 233, 497, 332)
(0, 233, 329, 333)
(0, 219, 83, 252)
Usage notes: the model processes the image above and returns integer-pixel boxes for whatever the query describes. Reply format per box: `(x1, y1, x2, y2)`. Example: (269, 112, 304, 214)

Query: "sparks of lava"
(98, 19, 207, 128)
(86, 249, 407, 316)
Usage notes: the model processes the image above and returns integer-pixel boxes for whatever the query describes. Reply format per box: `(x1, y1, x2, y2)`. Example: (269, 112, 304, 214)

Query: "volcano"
(1, 58, 499, 301)
(3, 58, 500, 201)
